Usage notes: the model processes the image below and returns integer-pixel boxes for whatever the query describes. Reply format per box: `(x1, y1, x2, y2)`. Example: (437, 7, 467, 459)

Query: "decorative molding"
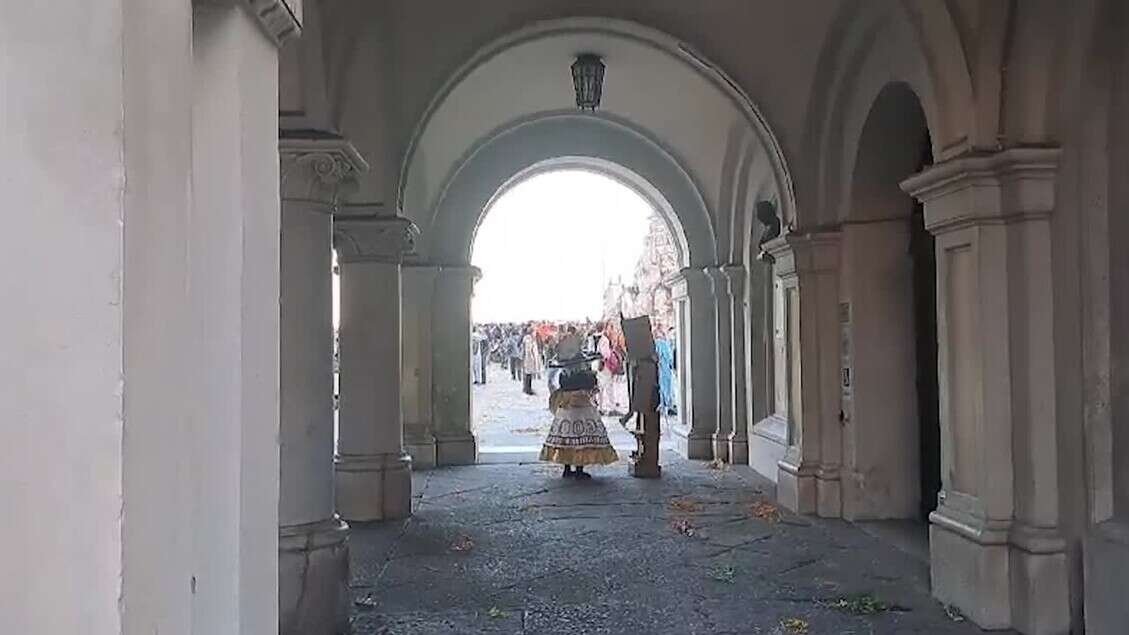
(280, 137, 368, 208)
(245, 0, 301, 46)
(333, 217, 420, 263)
(900, 147, 1062, 234)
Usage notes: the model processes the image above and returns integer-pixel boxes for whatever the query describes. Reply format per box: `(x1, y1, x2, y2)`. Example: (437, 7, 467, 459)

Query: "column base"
(672, 423, 714, 460)
(404, 426, 437, 470)
(816, 467, 842, 518)
(1085, 520, 1129, 635)
(728, 434, 749, 466)
(335, 452, 412, 522)
(1009, 524, 1070, 635)
(435, 432, 477, 466)
(777, 457, 817, 514)
(712, 435, 731, 463)
(929, 506, 1012, 630)
(279, 518, 350, 635)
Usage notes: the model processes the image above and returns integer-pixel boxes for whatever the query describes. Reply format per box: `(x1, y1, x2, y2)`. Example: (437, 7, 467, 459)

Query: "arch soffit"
(425, 114, 716, 268)
(397, 16, 796, 245)
(802, 0, 975, 227)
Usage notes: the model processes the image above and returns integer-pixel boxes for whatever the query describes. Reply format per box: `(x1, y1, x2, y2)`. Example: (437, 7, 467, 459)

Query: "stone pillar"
(401, 264, 439, 469)
(765, 233, 842, 517)
(903, 148, 1069, 633)
(669, 268, 717, 460)
(431, 266, 479, 465)
(333, 216, 418, 521)
(707, 267, 734, 462)
(725, 266, 750, 465)
(277, 138, 362, 634)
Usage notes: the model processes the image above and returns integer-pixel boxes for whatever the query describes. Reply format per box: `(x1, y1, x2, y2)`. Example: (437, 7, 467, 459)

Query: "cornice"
(901, 147, 1061, 234)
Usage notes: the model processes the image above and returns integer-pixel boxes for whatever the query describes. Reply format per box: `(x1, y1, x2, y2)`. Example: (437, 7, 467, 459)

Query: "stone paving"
(347, 365, 998, 634)
(471, 364, 675, 461)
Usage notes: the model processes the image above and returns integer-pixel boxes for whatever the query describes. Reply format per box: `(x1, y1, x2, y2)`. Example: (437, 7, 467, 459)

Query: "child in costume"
(539, 328, 618, 478)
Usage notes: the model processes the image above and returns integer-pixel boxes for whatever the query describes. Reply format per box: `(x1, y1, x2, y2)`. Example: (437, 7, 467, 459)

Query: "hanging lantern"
(571, 54, 606, 111)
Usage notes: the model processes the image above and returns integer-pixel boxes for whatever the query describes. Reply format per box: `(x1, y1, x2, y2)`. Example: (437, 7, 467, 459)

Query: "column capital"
(764, 231, 841, 277)
(333, 216, 419, 263)
(721, 264, 746, 296)
(280, 136, 368, 209)
(900, 146, 1061, 234)
(673, 267, 715, 301)
(245, 0, 302, 46)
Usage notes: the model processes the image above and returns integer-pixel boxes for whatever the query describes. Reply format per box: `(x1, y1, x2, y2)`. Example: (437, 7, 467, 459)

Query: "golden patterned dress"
(539, 390, 619, 466)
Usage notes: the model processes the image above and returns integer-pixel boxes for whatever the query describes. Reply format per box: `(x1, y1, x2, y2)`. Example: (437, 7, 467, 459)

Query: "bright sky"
(471, 170, 654, 322)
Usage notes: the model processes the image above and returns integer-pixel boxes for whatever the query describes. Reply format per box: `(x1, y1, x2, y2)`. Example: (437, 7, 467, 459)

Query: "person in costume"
(540, 328, 617, 478)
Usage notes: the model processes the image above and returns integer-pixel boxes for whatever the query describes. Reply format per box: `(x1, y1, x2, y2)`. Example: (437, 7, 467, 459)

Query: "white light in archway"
(471, 170, 654, 323)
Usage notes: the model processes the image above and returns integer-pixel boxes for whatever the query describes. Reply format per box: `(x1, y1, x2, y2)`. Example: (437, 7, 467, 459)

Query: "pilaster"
(670, 268, 717, 460)
(902, 147, 1068, 633)
(706, 267, 734, 462)
(401, 264, 439, 469)
(430, 266, 480, 466)
(333, 215, 418, 522)
(765, 232, 842, 517)
(724, 265, 750, 465)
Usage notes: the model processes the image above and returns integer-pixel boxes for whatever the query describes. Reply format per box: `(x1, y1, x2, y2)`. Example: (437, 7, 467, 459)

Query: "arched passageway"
(465, 167, 681, 461)
(387, 18, 797, 471)
(839, 83, 938, 524)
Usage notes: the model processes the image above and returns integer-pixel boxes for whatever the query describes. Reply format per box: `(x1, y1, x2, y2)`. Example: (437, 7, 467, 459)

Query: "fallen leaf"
(706, 564, 736, 583)
(353, 594, 377, 611)
(750, 501, 781, 523)
(944, 604, 965, 622)
(450, 535, 476, 552)
(824, 593, 890, 615)
(488, 606, 508, 619)
(671, 518, 697, 537)
(668, 497, 705, 513)
(780, 617, 809, 634)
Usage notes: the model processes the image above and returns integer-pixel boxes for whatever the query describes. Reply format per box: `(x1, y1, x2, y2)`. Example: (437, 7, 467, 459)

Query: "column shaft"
(334, 216, 417, 521)
(278, 138, 364, 635)
(670, 269, 717, 459)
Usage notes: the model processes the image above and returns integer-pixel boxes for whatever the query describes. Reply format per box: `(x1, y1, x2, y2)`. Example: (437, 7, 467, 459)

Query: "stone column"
(765, 233, 842, 517)
(333, 215, 418, 521)
(669, 268, 717, 460)
(431, 266, 479, 465)
(707, 267, 734, 462)
(724, 265, 750, 465)
(902, 148, 1068, 633)
(401, 264, 439, 469)
(278, 138, 362, 634)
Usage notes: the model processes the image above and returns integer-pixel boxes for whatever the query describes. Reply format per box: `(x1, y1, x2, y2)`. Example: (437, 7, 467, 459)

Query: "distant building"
(603, 215, 678, 332)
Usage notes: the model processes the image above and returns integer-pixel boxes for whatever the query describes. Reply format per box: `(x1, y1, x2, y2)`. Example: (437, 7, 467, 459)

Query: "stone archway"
(401, 117, 723, 467)
(394, 18, 797, 468)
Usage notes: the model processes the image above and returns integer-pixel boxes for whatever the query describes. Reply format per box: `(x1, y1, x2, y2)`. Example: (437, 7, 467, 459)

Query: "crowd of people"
(470, 320, 678, 416)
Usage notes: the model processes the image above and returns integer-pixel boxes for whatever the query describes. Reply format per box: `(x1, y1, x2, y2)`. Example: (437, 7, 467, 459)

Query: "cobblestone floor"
(347, 366, 999, 634)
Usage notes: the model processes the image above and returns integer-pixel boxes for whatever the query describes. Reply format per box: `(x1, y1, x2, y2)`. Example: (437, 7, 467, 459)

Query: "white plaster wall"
(0, 4, 127, 633)
(120, 2, 196, 634)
